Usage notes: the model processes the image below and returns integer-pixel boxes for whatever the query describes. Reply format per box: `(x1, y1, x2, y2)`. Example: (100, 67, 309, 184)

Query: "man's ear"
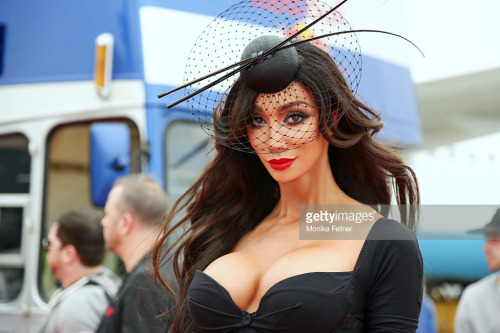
(120, 211, 134, 236)
(61, 244, 78, 265)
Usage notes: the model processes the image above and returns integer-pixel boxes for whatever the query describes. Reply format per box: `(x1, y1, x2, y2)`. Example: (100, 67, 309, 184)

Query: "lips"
(268, 158, 296, 170)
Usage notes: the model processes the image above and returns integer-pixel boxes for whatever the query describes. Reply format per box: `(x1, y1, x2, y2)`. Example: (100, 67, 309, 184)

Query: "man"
(454, 208, 500, 333)
(97, 174, 174, 333)
(39, 210, 120, 333)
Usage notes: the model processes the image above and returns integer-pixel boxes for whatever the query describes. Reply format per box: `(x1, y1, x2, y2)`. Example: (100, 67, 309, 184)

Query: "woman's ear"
(328, 109, 340, 135)
(332, 110, 340, 129)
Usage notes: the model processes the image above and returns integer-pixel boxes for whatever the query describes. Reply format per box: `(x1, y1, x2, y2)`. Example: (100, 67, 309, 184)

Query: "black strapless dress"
(187, 218, 423, 332)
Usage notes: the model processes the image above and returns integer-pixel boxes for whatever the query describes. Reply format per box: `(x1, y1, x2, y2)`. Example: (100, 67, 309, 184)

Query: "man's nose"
(483, 240, 492, 252)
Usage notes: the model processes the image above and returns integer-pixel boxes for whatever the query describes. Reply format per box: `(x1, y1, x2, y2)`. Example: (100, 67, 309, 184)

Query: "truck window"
(165, 121, 214, 204)
(0, 133, 30, 303)
(40, 119, 140, 300)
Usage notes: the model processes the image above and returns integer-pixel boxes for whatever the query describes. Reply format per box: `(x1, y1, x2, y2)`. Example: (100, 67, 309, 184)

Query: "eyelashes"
(250, 114, 266, 127)
(249, 111, 311, 128)
(285, 112, 309, 125)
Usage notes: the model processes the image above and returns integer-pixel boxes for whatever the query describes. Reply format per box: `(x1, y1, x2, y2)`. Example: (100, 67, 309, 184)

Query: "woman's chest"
(187, 270, 359, 333)
(203, 238, 364, 311)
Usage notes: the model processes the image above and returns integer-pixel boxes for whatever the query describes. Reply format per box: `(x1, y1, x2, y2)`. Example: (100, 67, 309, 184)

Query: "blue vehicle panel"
(0, 0, 142, 84)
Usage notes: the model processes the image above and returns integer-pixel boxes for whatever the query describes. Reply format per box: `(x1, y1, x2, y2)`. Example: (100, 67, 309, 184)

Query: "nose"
(483, 239, 492, 253)
(264, 118, 288, 152)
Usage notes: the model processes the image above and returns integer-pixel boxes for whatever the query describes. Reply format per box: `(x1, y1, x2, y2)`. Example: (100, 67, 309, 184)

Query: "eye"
(250, 114, 266, 127)
(285, 112, 308, 125)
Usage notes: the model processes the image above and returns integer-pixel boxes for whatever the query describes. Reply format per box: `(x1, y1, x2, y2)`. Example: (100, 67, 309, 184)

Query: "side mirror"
(90, 123, 131, 207)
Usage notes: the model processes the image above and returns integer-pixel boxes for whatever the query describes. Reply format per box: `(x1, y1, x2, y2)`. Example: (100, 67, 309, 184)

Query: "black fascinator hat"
(158, 0, 421, 154)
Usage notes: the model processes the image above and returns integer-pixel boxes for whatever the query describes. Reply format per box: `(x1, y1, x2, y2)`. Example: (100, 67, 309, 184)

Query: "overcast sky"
(406, 0, 500, 83)
(343, 0, 500, 83)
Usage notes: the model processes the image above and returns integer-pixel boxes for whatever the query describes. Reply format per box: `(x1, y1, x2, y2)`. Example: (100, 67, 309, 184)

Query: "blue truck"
(0, 0, 486, 331)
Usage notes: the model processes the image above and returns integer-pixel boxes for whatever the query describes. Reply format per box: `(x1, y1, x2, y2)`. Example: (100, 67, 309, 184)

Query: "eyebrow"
(253, 100, 313, 113)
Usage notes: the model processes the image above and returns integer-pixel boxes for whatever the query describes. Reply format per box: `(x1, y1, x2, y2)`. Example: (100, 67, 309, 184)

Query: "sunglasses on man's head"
(42, 237, 66, 252)
(41, 237, 51, 252)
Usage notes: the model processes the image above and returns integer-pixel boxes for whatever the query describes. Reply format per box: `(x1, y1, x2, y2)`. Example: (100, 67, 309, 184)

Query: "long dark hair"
(152, 42, 419, 332)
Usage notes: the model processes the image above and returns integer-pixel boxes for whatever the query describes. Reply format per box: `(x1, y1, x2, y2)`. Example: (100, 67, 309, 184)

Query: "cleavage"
(197, 269, 351, 314)
(202, 244, 361, 313)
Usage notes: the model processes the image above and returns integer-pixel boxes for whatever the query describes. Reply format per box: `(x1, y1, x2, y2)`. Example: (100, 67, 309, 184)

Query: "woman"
(153, 35, 422, 332)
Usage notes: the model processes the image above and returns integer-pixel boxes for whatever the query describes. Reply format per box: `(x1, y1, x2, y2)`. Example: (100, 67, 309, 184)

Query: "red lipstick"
(268, 158, 296, 170)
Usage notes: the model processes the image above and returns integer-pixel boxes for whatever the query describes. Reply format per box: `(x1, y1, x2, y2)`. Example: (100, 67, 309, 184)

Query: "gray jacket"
(39, 267, 121, 333)
(454, 272, 500, 333)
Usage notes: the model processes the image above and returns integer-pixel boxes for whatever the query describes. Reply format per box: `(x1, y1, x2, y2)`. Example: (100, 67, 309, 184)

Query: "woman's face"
(247, 81, 330, 183)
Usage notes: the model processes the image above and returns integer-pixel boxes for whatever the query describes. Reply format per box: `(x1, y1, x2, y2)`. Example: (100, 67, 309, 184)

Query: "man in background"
(454, 208, 500, 333)
(39, 209, 120, 333)
(96, 174, 174, 333)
